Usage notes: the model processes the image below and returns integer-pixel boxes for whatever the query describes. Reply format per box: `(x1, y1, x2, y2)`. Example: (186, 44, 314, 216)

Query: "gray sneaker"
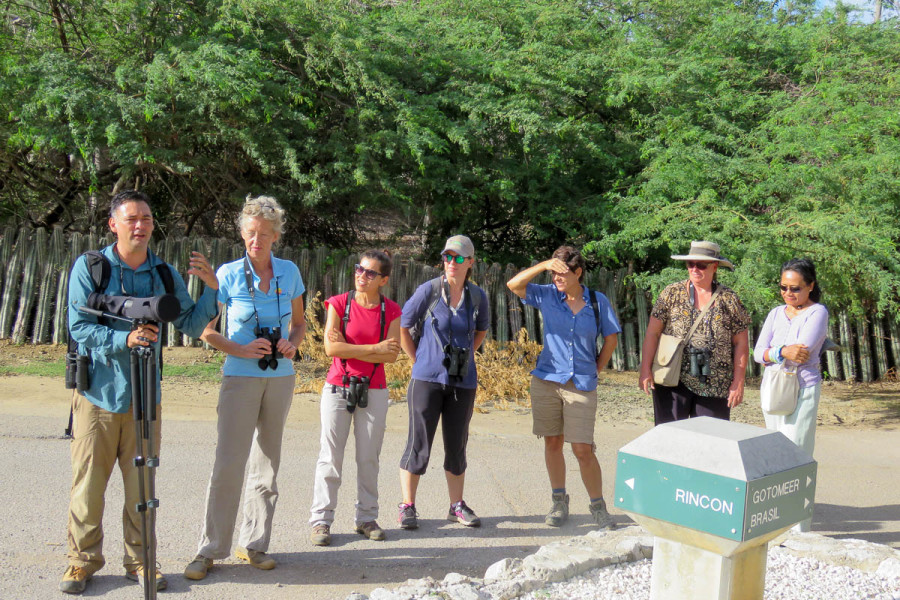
(545, 492, 569, 527)
(184, 554, 213, 580)
(310, 523, 332, 546)
(589, 497, 615, 530)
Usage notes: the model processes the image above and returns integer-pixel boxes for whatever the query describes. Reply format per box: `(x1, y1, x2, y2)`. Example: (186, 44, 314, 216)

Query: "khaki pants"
(66, 392, 162, 574)
(196, 375, 294, 558)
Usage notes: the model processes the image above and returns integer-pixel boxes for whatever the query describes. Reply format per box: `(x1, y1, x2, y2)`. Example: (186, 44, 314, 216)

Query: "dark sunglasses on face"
(355, 264, 384, 280)
(779, 284, 805, 293)
(686, 261, 712, 270)
(442, 254, 467, 264)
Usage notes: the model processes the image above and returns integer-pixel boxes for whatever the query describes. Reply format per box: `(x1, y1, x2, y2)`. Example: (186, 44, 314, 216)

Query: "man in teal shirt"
(60, 190, 219, 595)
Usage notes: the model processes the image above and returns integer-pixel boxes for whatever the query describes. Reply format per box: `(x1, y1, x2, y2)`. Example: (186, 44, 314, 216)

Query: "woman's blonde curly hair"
(238, 195, 285, 236)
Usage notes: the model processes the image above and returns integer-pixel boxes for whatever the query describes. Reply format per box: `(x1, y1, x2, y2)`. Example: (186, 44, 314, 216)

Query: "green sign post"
(613, 417, 817, 600)
(615, 455, 816, 541)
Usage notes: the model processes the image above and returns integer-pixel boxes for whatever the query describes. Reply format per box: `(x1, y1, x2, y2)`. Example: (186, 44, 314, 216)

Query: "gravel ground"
(518, 552, 900, 600)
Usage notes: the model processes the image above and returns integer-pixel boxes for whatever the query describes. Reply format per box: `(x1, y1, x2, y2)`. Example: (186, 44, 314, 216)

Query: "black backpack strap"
(155, 263, 175, 294)
(65, 250, 111, 437)
(591, 290, 601, 360)
(339, 290, 386, 384)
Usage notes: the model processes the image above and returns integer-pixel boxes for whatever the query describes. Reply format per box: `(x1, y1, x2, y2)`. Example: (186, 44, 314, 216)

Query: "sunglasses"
(686, 261, 713, 271)
(779, 285, 805, 293)
(442, 254, 468, 264)
(354, 264, 384, 280)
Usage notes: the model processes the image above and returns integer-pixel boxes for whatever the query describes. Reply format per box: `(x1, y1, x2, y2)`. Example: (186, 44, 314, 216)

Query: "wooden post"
(606, 269, 626, 371)
(838, 312, 856, 382)
(857, 317, 873, 383)
(12, 228, 45, 343)
(33, 227, 65, 343)
(623, 322, 638, 371)
(0, 228, 29, 339)
(504, 264, 522, 342)
(872, 318, 889, 381)
(826, 320, 843, 381)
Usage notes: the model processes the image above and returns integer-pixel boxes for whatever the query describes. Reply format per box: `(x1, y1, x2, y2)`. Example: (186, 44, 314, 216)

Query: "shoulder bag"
(760, 307, 816, 416)
(651, 286, 722, 387)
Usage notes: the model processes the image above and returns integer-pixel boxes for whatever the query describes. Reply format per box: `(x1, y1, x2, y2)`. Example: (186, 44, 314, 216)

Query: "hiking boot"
(355, 520, 387, 541)
(398, 502, 419, 530)
(545, 492, 569, 527)
(125, 565, 168, 590)
(235, 546, 276, 570)
(310, 523, 332, 546)
(184, 554, 213, 580)
(589, 497, 615, 530)
(447, 501, 481, 527)
(59, 565, 91, 595)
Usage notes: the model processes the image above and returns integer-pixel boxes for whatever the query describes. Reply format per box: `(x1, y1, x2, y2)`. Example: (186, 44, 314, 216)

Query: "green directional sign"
(615, 452, 817, 542)
(743, 466, 817, 538)
(615, 453, 747, 540)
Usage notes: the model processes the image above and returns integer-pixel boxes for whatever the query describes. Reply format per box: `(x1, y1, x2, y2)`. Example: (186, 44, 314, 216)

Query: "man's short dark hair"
(109, 190, 151, 218)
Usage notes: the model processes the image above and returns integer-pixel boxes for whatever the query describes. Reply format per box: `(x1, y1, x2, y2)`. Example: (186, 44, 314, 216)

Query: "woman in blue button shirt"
(184, 196, 306, 580)
(507, 246, 620, 530)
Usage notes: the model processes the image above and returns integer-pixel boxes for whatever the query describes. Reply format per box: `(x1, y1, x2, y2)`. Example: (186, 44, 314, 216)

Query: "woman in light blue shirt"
(507, 245, 620, 530)
(184, 196, 305, 580)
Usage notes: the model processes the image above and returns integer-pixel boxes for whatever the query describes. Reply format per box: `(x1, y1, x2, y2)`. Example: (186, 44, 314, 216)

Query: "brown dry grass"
(294, 296, 538, 408)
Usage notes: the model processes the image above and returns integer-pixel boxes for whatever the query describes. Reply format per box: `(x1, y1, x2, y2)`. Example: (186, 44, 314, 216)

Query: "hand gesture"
(327, 329, 346, 344)
(781, 344, 810, 364)
(374, 338, 401, 354)
(276, 337, 297, 360)
(727, 379, 745, 408)
(187, 252, 218, 290)
(238, 337, 273, 359)
(127, 323, 159, 348)
(544, 258, 570, 276)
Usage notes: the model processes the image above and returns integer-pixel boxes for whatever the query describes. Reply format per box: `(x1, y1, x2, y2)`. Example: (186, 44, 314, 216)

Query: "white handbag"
(760, 364, 799, 415)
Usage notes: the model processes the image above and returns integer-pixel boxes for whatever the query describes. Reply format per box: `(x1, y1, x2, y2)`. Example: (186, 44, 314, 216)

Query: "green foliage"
(2, 0, 899, 316)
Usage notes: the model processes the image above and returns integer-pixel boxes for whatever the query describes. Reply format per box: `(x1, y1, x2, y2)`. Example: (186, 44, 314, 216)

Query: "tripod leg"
(131, 348, 155, 600)
(143, 349, 159, 600)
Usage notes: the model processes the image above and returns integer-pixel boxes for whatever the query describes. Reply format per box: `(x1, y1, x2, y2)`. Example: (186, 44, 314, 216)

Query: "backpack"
(64, 250, 175, 436)
(408, 276, 482, 347)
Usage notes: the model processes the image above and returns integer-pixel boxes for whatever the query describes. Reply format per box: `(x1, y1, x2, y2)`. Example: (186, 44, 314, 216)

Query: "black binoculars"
(255, 326, 282, 371)
(443, 344, 470, 380)
(342, 374, 370, 413)
(65, 352, 90, 392)
(687, 346, 711, 383)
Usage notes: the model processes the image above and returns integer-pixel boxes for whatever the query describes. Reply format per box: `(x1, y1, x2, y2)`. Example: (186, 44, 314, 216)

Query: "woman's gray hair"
(238, 195, 285, 236)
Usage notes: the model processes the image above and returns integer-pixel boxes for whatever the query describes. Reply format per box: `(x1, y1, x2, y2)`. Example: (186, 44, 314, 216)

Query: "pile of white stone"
(347, 526, 900, 600)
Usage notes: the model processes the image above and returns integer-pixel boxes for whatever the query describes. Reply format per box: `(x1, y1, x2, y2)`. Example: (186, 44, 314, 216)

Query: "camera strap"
(440, 278, 473, 348)
(685, 282, 723, 345)
(339, 290, 385, 387)
(243, 255, 282, 331)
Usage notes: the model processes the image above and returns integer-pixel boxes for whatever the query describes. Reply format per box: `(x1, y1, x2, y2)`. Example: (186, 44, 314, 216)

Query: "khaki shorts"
(530, 376, 597, 444)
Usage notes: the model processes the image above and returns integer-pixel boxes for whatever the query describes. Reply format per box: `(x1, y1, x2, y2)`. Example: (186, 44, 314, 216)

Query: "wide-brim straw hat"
(671, 241, 735, 270)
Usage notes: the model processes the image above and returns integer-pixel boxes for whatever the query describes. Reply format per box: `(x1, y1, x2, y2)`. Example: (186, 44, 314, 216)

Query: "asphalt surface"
(0, 377, 897, 600)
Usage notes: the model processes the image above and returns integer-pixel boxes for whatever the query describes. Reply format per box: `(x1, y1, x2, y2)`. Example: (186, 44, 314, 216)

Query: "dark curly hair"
(781, 258, 821, 303)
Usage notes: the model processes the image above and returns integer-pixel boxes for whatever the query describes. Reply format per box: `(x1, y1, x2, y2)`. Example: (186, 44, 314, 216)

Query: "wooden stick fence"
(0, 227, 894, 382)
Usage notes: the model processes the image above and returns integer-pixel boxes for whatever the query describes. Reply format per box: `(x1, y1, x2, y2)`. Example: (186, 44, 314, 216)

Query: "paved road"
(0, 377, 896, 599)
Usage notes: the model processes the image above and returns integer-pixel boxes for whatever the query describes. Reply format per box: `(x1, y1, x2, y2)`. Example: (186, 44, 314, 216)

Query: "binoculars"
(687, 346, 712, 383)
(342, 374, 370, 413)
(443, 344, 470, 380)
(65, 352, 90, 392)
(255, 326, 283, 371)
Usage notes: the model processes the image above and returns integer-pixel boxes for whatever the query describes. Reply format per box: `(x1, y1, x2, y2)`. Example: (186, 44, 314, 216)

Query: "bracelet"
(771, 345, 785, 364)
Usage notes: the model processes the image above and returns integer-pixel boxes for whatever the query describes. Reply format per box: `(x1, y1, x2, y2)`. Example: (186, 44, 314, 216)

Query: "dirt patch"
(1, 340, 896, 430)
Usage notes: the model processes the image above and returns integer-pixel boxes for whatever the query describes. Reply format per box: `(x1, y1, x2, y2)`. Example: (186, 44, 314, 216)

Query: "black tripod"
(130, 341, 160, 600)
(78, 308, 161, 599)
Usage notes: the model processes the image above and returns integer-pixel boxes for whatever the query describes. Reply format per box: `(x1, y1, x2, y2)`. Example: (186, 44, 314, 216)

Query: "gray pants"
(309, 384, 390, 527)
(763, 382, 821, 532)
(196, 375, 294, 558)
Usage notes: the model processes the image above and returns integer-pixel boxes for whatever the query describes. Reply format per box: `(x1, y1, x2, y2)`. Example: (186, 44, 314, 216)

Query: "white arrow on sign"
(804, 498, 811, 509)
(807, 476, 813, 487)
(625, 478, 635, 490)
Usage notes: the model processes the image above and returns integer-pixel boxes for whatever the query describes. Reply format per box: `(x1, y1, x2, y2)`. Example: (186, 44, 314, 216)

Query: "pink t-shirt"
(325, 292, 402, 389)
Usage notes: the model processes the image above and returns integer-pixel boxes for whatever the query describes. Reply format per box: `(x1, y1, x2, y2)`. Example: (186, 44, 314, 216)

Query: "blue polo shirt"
(523, 283, 621, 392)
(217, 254, 304, 377)
(401, 278, 490, 390)
(68, 244, 219, 413)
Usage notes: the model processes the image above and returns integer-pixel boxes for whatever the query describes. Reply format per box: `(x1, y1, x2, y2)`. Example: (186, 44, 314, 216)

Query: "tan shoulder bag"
(651, 286, 722, 387)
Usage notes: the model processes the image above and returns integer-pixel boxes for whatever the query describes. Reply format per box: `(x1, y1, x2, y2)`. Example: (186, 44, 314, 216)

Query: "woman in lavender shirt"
(754, 259, 829, 460)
